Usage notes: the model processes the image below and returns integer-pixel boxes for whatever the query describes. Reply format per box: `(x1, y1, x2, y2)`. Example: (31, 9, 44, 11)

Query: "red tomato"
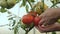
(22, 15, 34, 25)
(34, 16, 41, 26)
(28, 11, 37, 17)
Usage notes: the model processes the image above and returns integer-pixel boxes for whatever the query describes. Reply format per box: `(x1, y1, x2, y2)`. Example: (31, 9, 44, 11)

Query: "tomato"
(36, 8, 42, 15)
(58, 19, 60, 23)
(7, 0, 16, 9)
(0, 0, 16, 9)
(34, 16, 41, 26)
(39, 2, 48, 10)
(28, 11, 37, 17)
(0, 0, 7, 8)
(44, 3, 48, 10)
(35, 2, 48, 15)
(22, 15, 34, 25)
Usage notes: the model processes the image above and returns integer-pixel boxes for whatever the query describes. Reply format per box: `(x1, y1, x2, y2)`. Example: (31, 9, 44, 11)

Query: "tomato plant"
(0, 0, 60, 34)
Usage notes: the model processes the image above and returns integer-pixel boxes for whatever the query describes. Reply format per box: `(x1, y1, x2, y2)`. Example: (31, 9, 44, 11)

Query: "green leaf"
(0, 8, 7, 13)
(26, 5, 29, 13)
(8, 17, 13, 20)
(20, 0, 26, 7)
(9, 28, 14, 30)
(29, 0, 35, 2)
(50, 0, 59, 4)
(14, 25, 18, 34)
(21, 24, 27, 30)
(12, 20, 16, 26)
(14, 21, 21, 34)
(20, 3, 24, 7)
(22, 0, 26, 6)
(16, 0, 21, 3)
(7, 11, 11, 14)
(50, 2, 60, 8)
(9, 28, 12, 30)
(52, 31, 56, 34)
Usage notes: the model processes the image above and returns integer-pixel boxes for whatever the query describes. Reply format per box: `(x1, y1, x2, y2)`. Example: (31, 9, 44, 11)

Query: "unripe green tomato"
(58, 19, 60, 23)
(36, 7, 42, 15)
(0, 0, 7, 8)
(7, 0, 16, 9)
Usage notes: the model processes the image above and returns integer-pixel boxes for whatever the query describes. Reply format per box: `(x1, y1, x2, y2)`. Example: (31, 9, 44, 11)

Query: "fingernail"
(41, 25, 45, 28)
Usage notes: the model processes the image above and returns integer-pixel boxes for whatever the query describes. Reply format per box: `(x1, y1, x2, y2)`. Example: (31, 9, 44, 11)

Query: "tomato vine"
(0, 0, 60, 34)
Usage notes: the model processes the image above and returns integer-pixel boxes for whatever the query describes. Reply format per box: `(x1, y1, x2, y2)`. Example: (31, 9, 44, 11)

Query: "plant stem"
(25, 32, 28, 34)
(25, 31, 28, 34)
(41, 0, 44, 12)
(46, 32, 48, 34)
(50, 2, 60, 8)
(50, 3, 57, 8)
(42, 0, 44, 9)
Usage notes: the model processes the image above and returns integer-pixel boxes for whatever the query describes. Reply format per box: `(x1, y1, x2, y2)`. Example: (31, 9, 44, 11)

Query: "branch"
(50, 2, 60, 8)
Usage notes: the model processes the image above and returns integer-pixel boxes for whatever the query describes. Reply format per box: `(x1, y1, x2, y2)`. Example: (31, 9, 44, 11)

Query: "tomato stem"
(46, 32, 48, 34)
(42, 0, 44, 10)
(25, 32, 28, 34)
(25, 30, 28, 34)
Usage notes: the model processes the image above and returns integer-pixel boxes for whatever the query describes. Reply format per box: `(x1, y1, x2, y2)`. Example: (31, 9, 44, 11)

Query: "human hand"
(35, 23, 59, 33)
(39, 8, 60, 25)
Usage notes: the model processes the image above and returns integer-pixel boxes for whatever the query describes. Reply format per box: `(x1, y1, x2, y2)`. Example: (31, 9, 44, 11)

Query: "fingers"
(39, 15, 58, 26)
(38, 25, 48, 33)
(43, 17, 58, 26)
(35, 26, 44, 33)
(39, 19, 45, 26)
(39, 12, 46, 19)
(39, 13, 46, 26)
(35, 8, 60, 33)
(38, 23, 57, 32)
(39, 9, 59, 26)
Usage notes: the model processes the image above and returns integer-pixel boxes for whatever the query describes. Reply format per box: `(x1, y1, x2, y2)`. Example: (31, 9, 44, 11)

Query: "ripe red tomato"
(22, 15, 34, 25)
(34, 16, 41, 26)
(28, 11, 37, 17)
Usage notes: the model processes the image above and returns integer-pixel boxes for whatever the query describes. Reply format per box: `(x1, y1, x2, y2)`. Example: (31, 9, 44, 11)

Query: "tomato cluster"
(0, 0, 16, 9)
(22, 11, 41, 26)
